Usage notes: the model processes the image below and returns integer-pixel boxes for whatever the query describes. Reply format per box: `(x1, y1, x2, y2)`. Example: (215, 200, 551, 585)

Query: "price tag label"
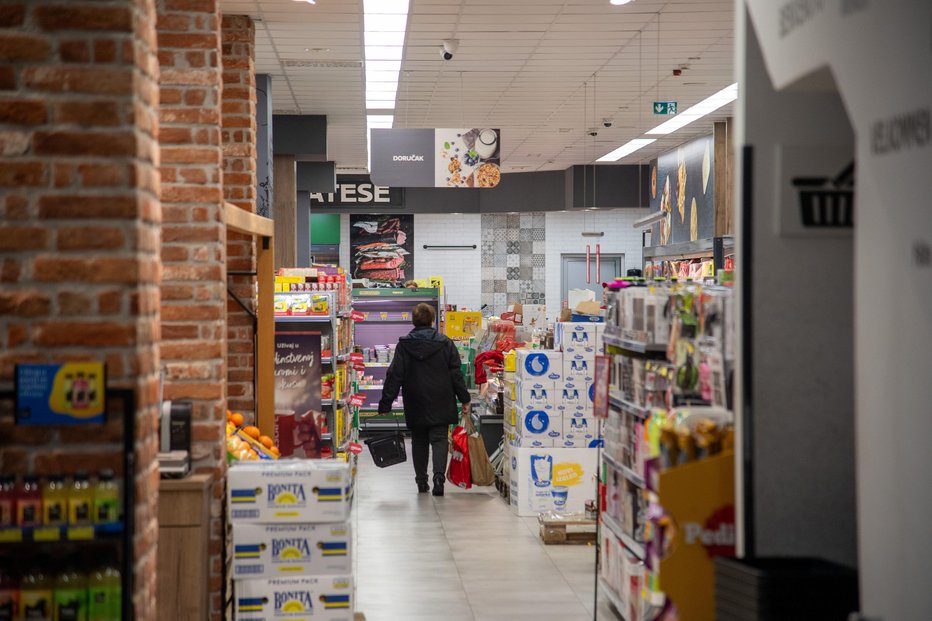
(350, 310, 366, 322)
(67, 526, 94, 541)
(349, 352, 364, 362)
(379, 312, 389, 320)
(34, 526, 61, 542)
(348, 443, 363, 454)
(0, 528, 23, 543)
(352, 364, 366, 373)
(347, 393, 366, 407)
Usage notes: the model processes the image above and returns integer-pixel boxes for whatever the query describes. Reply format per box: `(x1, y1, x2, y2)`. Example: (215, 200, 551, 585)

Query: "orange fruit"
(242, 425, 261, 440)
(258, 435, 274, 449)
(230, 413, 245, 428)
(269, 447, 280, 457)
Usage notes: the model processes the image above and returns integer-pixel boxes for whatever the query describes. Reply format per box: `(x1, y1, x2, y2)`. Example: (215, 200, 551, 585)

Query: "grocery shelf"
(601, 513, 646, 561)
(602, 451, 646, 488)
(607, 392, 651, 420)
(598, 577, 630, 621)
(0, 522, 124, 544)
(362, 361, 392, 367)
(603, 333, 666, 353)
(322, 399, 333, 407)
(641, 236, 734, 262)
(357, 384, 384, 390)
(273, 314, 332, 323)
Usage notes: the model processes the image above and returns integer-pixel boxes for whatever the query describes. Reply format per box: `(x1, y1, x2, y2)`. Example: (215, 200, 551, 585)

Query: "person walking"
(378, 303, 471, 496)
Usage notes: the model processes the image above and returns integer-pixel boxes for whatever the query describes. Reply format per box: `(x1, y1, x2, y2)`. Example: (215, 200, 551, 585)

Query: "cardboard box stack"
(228, 460, 354, 621)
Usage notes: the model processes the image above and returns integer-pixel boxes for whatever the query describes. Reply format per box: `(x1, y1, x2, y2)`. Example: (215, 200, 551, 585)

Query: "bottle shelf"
(0, 521, 124, 544)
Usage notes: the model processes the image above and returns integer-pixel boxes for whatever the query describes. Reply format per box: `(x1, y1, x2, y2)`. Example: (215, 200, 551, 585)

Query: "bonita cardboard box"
(232, 523, 352, 579)
(556, 322, 598, 354)
(555, 382, 591, 416)
(562, 416, 599, 448)
(228, 460, 352, 524)
(509, 446, 599, 516)
(236, 575, 353, 621)
(515, 349, 562, 382)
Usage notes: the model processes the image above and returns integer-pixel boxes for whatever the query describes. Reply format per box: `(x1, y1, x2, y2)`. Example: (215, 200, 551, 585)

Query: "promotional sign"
(308, 175, 403, 208)
(274, 331, 323, 458)
(508, 446, 598, 516)
(653, 101, 678, 115)
(648, 134, 715, 245)
(349, 214, 414, 287)
(370, 128, 502, 188)
(15, 362, 106, 425)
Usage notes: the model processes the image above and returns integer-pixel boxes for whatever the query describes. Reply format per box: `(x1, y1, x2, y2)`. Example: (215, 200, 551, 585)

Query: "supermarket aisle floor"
(353, 440, 617, 621)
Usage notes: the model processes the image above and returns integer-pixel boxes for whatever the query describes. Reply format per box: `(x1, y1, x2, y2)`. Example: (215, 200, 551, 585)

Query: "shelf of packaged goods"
(357, 384, 384, 391)
(603, 333, 667, 354)
(602, 451, 646, 488)
(273, 314, 333, 323)
(361, 361, 392, 368)
(0, 522, 124, 544)
(601, 513, 646, 561)
(608, 392, 651, 420)
(598, 577, 630, 621)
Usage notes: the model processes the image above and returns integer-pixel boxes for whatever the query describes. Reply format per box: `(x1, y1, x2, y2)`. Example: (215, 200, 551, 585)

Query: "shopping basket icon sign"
(792, 161, 854, 228)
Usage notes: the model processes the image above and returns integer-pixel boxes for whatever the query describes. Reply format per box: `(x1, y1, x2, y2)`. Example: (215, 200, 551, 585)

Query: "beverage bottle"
(19, 568, 52, 621)
(67, 473, 92, 526)
(92, 472, 119, 526)
(53, 567, 87, 621)
(86, 567, 108, 621)
(42, 476, 67, 527)
(0, 567, 18, 621)
(0, 475, 15, 527)
(15, 476, 42, 527)
(104, 565, 120, 621)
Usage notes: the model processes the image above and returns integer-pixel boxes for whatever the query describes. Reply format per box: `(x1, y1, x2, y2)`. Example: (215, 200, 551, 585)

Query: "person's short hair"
(412, 303, 435, 327)
(403, 280, 418, 288)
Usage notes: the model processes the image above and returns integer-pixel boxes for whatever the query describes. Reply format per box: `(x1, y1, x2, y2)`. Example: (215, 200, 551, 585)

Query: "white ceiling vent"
(282, 60, 363, 69)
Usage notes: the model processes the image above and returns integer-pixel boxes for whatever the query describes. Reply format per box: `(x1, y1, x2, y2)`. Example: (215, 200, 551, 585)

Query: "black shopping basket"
(363, 416, 407, 468)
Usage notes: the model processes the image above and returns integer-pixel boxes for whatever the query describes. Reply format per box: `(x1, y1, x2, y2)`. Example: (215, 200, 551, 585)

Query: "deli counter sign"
(308, 175, 404, 208)
(370, 128, 502, 188)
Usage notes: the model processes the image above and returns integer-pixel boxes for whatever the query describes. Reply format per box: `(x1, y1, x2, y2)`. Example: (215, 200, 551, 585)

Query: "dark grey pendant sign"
(370, 128, 435, 187)
(370, 128, 502, 188)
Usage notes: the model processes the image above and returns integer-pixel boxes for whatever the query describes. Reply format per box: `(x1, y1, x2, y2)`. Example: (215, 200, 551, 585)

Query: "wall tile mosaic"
(481, 212, 546, 315)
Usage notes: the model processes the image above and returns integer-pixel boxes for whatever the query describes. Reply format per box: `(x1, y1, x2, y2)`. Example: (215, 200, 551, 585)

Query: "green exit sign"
(653, 101, 677, 115)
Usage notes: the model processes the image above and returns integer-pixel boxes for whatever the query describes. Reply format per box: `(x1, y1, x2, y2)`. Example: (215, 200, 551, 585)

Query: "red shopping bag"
(446, 424, 472, 489)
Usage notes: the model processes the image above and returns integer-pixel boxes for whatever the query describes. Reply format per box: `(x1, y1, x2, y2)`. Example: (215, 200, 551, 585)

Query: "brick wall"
(221, 15, 257, 420)
(155, 1, 227, 618)
(0, 1, 161, 618)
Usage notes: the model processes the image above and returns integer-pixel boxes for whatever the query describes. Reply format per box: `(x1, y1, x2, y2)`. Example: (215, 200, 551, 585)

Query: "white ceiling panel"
(220, 0, 734, 171)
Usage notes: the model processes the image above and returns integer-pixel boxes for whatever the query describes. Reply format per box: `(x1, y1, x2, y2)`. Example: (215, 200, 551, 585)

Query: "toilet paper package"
(556, 322, 597, 355)
(232, 523, 352, 579)
(515, 349, 563, 382)
(509, 447, 599, 516)
(235, 575, 353, 620)
(563, 352, 595, 382)
(515, 379, 557, 410)
(514, 408, 563, 448)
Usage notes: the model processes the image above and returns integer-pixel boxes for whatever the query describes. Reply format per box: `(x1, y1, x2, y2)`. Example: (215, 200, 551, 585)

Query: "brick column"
(155, 2, 227, 619)
(221, 15, 257, 420)
(0, 1, 161, 619)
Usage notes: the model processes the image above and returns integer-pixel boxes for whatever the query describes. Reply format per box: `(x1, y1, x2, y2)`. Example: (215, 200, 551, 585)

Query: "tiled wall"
(414, 213, 482, 310)
(480, 213, 547, 316)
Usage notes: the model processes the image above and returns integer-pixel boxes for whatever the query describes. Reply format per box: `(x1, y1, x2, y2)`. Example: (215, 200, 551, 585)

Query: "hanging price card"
(350, 310, 366, 322)
(349, 352, 364, 362)
(347, 393, 366, 407)
(348, 443, 363, 454)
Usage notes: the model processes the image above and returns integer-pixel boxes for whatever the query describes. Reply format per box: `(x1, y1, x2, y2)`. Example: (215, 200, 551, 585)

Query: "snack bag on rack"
(446, 424, 472, 489)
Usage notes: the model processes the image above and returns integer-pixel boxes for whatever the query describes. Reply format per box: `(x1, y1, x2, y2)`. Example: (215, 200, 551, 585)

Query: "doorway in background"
(561, 253, 624, 309)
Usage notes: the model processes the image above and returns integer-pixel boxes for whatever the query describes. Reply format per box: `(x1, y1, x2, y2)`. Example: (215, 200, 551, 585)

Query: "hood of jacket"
(398, 327, 447, 361)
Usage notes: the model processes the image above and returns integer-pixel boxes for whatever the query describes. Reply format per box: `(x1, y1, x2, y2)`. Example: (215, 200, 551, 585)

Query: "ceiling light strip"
(596, 138, 656, 162)
(363, 0, 410, 111)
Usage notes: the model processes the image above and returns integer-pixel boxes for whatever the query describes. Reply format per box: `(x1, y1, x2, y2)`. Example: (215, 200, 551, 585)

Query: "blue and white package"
(515, 349, 562, 382)
(515, 409, 562, 447)
(563, 353, 595, 382)
(556, 322, 597, 354)
(562, 416, 599, 448)
(515, 379, 556, 410)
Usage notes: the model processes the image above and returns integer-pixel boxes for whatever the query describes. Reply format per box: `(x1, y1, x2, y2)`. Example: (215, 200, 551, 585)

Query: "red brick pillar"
(221, 15, 257, 420)
(0, 1, 161, 618)
(155, 2, 227, 618)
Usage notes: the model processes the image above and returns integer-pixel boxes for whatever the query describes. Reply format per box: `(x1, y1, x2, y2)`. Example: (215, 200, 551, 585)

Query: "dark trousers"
(410, 425, 448, 483)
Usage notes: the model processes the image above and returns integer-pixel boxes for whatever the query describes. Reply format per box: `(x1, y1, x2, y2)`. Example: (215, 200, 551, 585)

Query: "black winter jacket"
(378, 327, 471, 428)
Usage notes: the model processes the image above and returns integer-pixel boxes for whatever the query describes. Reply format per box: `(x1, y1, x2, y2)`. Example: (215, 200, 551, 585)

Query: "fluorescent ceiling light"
(365, 45, 404, 61)
(365, 60, 402, 72)
(363, 32, 406, 46)
(366, 70, 400, 83)
(646, 82, 738, 135)
(366, 115, 394, 128)
(609, 0, 633, 5)
(366, 83, 399, 94)
(597, 138, 656, 162)
(363, 14, 408, 31)
(364, 0, 409, 14)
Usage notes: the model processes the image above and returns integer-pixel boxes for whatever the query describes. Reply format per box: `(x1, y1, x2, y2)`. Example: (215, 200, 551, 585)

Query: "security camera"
(602, 118, 614, 128)
(440, 39, 459, 61)
(588, 130, 599, 137)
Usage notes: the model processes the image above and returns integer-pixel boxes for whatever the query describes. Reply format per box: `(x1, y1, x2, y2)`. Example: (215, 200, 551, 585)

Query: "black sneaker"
(417, 480, 430, 493)
(432, 473, 445, 497)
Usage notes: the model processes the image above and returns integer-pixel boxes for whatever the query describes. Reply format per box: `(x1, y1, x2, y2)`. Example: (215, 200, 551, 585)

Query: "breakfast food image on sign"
(435, 128, 502, 188)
